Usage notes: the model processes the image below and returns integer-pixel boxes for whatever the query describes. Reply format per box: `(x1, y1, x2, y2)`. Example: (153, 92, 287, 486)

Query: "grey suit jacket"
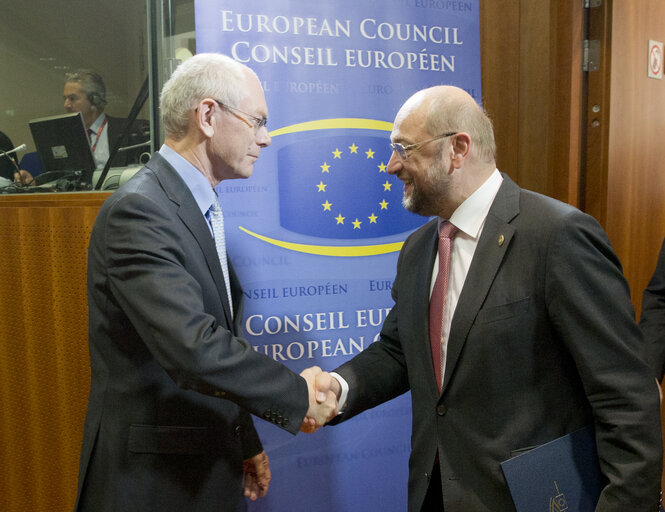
(74, 153, 309, 512)
(334, 175, 662, 512)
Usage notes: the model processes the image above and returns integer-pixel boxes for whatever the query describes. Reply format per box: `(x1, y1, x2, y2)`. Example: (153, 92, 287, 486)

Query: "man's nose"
(386, 151, 403, 175)
(256, 125, 271, 148)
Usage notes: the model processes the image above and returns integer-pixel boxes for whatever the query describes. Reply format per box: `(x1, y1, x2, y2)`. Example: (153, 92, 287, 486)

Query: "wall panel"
(603, 0, 665, 312)
(0, 193, 109, 512)
(480, 0, 583, 204)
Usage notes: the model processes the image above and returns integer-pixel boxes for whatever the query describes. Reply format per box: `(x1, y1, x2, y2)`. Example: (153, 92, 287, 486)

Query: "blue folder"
(500, 425, 607, 511)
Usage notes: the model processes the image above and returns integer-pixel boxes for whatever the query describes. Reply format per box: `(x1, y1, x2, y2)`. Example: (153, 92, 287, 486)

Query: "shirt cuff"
(329, 371, 349, 414)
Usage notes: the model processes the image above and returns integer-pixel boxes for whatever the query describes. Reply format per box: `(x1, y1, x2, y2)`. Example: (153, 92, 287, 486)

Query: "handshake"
(299, 366, 341, 434)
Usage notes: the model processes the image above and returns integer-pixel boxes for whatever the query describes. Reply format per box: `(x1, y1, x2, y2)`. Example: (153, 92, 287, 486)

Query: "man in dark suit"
(64, 70, 149, 168)
(310, 86, 662, 511)
(640, 238, 665, 381)
(74, 53, 337, 512)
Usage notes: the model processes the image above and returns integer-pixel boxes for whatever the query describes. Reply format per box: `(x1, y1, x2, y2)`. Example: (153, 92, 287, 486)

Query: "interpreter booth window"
(0, 0, 152, 194)
(150, 0, 197, 142)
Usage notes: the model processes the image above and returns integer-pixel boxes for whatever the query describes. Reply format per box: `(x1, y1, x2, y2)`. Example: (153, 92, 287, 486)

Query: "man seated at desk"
(63, 70, 148, 169)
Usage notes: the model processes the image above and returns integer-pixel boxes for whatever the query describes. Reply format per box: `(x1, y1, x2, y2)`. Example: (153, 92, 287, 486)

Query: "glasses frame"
(215, 100, 267, 133)
(390, 132, 458, 161)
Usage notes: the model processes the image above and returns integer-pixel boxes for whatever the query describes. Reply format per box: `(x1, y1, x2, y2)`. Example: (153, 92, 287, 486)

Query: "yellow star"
(379, 199, 389, 210)
(365, 148, 375, 159)
(348, 143, 358, 154)
(333, 148, 342, 159)
(321, 162, 331, 173)
(382, 181, 392, 191)
(317, 181, 327, 192)
(378, 162, 387, 173)
(368, 213, 378, 223)
(352, 218, 362, 229)
(335, 213, 345, 224)
(322, 200, 332, 211)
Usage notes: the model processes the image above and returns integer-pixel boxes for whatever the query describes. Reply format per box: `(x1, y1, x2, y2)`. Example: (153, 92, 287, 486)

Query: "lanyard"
(90, 117, 108, 153)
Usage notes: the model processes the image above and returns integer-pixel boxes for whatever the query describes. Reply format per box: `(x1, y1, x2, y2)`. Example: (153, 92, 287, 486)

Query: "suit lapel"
(440, 175, 520, 394)
(416, 222, 441, 394)
(401, 220, 442, 396)
(148, 155, 235, 328)
(228, 260, 243, 333)
(177, 200, 236, 327)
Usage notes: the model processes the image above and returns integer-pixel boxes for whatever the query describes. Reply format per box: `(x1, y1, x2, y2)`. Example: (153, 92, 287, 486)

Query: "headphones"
(88, 93, 102, 109)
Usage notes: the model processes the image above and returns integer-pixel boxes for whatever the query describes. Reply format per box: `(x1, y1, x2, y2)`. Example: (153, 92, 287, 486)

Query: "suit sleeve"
(546, 210, 662, 511)
(639, 238, 665, 380)
(331, 239, 411, 421)
(100, 192, 309, 435)
(239, 411, 263, 459)
(236, 313, 264, 458)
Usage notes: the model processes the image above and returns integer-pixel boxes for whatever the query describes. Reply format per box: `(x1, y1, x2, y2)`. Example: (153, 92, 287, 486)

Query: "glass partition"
(148, 0, 196, 155)
(0, 0, 199, 194)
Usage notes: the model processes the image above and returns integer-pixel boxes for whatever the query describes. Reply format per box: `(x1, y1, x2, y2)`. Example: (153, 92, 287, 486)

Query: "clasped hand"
(299, 366, 340, 433)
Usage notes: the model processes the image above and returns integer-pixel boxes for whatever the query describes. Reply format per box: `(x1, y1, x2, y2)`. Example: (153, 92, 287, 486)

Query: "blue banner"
(195, 2, 480, 510)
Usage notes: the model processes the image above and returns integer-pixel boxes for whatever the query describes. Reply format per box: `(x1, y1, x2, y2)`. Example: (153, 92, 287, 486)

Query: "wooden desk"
(0, 192, 109, 512)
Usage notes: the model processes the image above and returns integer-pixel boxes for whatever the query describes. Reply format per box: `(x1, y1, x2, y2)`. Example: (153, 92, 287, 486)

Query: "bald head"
(397, 86, 496, 165)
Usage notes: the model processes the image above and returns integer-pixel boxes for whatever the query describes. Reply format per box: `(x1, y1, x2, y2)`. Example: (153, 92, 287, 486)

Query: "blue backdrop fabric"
(195, 2, 481, 510)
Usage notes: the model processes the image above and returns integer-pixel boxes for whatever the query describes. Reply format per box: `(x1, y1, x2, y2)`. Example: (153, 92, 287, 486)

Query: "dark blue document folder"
(500, 425, 606, 511)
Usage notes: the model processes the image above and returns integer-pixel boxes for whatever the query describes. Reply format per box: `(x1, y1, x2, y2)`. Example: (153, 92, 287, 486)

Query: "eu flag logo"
(278, 135, 424, 240)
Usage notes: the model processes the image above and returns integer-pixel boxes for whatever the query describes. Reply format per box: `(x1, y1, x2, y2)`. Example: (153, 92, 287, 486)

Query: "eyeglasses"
(390, 132, 458, 161)
(215, 100, 267, 133)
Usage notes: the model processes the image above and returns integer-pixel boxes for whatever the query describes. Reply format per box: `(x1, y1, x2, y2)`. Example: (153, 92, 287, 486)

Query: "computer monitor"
(29, 112, 96, 186)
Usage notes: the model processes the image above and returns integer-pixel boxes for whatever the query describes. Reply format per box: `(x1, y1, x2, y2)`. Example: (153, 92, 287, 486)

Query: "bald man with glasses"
(310, 85, 662, 512)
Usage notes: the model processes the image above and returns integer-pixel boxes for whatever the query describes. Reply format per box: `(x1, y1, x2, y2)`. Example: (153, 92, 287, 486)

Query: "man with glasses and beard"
(308, 85, 662, 512)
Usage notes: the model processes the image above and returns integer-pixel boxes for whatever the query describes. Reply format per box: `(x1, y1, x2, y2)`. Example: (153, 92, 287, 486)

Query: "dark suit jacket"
(640, 238, 665, 379)
(333, 175, 662, 512)
(106, 115, 150, 167)
(74, 153, 309, 512)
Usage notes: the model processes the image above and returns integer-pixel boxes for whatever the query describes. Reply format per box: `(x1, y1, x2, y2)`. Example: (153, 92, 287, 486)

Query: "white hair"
(160, 53, 255, 139)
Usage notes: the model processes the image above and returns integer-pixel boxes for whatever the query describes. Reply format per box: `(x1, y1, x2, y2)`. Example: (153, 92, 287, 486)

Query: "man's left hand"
(243, 450, 271, 501)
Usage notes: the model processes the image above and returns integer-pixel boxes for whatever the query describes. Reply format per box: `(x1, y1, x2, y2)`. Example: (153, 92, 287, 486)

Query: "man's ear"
(450, 132, 471, 168)
(196, 99, 216, 138)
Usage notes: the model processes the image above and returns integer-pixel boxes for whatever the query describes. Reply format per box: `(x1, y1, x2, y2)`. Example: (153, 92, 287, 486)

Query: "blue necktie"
(209, 195, 233, 318)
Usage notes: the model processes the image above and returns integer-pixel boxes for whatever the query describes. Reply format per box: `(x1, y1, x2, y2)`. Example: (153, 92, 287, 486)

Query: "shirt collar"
(158, 144, 217, 216)
(446, 169, 503, 239)
(88, 113, 106, 132)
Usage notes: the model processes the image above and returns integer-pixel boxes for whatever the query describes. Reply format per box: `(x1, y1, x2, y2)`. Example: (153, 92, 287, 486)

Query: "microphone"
(0, 143, 27, 158)
(116, 140, 151, 152)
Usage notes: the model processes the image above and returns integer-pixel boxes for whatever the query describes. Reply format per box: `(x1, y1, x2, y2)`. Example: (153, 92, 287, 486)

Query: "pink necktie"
(429, 221, 458, 392)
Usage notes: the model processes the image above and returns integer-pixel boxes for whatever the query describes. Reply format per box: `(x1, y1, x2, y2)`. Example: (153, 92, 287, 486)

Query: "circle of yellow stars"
(315, 142, 392, 231)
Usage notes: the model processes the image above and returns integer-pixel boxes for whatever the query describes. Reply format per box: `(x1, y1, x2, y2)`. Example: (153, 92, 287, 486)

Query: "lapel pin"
(498, 234, 505, 246)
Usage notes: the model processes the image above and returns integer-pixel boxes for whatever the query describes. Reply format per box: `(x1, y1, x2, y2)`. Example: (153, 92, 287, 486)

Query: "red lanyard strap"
(90, 117, 108, 153)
